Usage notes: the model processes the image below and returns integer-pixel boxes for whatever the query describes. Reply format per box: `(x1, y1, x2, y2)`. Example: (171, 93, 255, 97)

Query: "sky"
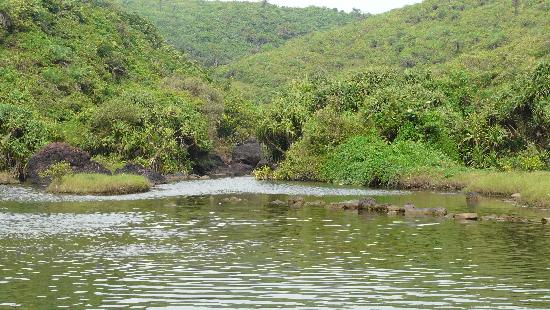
(218, 0, 423, 14)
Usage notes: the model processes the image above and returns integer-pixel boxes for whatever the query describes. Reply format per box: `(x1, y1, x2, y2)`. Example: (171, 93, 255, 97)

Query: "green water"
(1, 178, 550, 309)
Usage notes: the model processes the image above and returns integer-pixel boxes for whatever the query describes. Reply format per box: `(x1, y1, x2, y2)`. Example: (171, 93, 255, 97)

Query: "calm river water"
(1, 177, 550, 309)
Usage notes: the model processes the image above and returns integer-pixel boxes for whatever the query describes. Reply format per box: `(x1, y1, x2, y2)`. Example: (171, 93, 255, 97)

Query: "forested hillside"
(219, 0, 550, 100)
(116, 0, 361, 66)
(0, 0, 245, 177)
(253, 0, 550, 186)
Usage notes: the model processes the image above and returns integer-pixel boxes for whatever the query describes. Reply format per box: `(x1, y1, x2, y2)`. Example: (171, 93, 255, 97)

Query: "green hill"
(0, 0, 234, 176)
(116, 0, 361, 66)
(219, 0, 550, 100)
(252, 0, 549, 183)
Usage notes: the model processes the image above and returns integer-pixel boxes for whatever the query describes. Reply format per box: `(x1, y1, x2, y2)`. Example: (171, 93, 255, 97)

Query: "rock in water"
(304, 201, 326, 207)
(115, 163, 166, 185)
(288, 197, 305, 208)
(268, 200, 287, 207)
(328, 200, 362, 211)
(454, 213, 478, 221)
(26, 143, 110, 184)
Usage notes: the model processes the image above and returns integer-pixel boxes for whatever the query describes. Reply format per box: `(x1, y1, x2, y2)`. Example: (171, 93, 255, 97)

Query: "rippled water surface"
(1, 178, 550, 309)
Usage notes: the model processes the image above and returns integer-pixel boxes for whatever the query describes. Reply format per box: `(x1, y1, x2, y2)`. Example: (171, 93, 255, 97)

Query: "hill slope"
(116, 0, 361, 66)
(0, 0, 227, 175)
(218, 0, 550, 100)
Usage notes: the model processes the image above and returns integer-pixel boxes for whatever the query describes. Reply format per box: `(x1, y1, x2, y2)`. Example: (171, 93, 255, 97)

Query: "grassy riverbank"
(401, 170, 550, 208)
(0, 171, 18, 185)
(47, 174, 151, 195)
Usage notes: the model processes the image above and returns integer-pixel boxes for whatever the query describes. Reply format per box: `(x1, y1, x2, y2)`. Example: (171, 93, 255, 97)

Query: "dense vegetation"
(219, 0, 550, 101)
(116, 0, 361, 66)
(0, 0, 548, 205)
(257, 61, 549, 184)
(0, 0, 253, 178)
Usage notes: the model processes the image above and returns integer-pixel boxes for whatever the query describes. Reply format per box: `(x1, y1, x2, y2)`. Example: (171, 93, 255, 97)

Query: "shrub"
(253, 165, 274, 180)
(216, 94, 259, 143)
(0, 104, 48, 176)
(39, 160, 72, 184)
(273, 140, 328, 181)
(323, 135, 459, 186)
(86, 87, 211, 173)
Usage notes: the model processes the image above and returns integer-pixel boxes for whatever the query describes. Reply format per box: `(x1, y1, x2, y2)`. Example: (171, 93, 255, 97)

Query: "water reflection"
(1, 181, 550, 309)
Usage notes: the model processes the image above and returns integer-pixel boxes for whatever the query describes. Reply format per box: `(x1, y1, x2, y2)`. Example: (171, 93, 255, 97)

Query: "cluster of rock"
(23, 139, 270, 188)
(194, 140, 270, 177)
(269, 196, 550, 224)
(26, 143, 165, 185)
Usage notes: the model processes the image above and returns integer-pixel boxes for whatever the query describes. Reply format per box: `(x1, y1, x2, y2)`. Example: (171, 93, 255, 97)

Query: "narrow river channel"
(1, 177, 549, 309)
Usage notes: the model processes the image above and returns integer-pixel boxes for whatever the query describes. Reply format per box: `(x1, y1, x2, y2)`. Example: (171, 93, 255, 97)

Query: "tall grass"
(47, 174, 151, 195)
(0, 171, 18, 185)
(400, 170, 550, 208)
(457, 171, 550, 208)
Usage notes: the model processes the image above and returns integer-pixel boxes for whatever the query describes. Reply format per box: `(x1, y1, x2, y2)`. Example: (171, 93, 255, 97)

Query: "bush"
(85, 87, 211, 173)
(216, 94, 259, 143)
(0, 171, 18, 184)
(272, 140, 328, 181)
(323, 135, 459, 186)
(253, 165, 274, 180)
(39, 160, 72, 183)
(0, 104, 48, 176)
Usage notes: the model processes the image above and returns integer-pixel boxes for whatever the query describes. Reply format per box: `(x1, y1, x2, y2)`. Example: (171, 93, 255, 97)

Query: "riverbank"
(399, 170, 550, 208)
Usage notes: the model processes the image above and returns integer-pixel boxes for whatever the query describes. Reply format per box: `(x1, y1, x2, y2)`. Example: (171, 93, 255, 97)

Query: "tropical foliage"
(258, 62, 550, 182)
(0, 0, 248, 175)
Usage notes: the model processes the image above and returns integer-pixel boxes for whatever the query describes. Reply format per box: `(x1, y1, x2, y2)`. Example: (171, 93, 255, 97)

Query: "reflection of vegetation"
(116, 0, 360, 66)
(47, 173, 151, 195)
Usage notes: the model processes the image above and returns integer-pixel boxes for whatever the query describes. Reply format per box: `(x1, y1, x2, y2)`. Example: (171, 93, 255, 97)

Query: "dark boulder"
(304, 200, 326, 207)
(26, 143, 109, 184)
(232, 140, 262, 167)
(328, 200, 362, 211)
(115, 163, 166, 185)
(216, 162, 255, 177)
(386, 205, 406, 216)
(193, 153, 225, 175)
